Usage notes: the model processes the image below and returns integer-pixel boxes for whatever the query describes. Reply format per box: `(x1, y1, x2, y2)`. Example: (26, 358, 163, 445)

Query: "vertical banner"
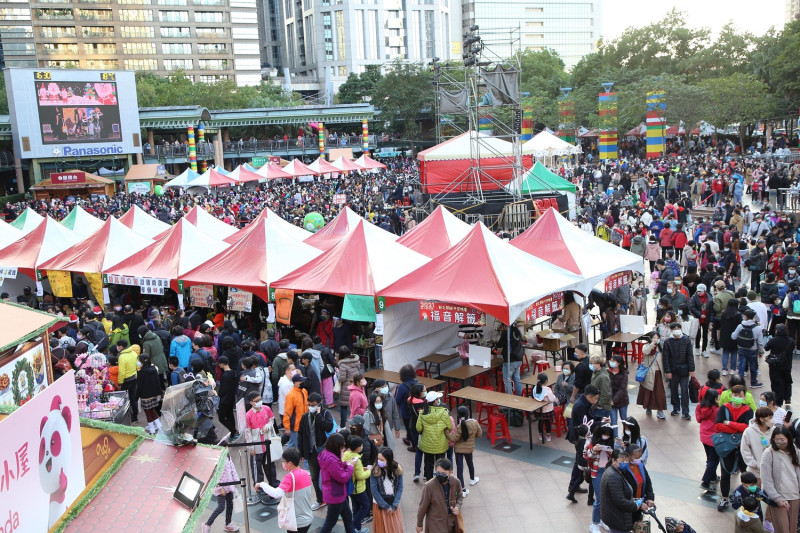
(85, 272, 105, 304)
(318, 122, 325, 156)
(557, 100, 576, 143)
(275, 288, 294, 325)
(47, 270, 73, 298)
(362, 119, 369, 155)
(520, 97, 534, 141)
(598, 91, 618, 160)
(478, 107, 493, 136)
(646, 91, 666, 159)
(187, 125, 197, 171)
(198, 124, 207, 172)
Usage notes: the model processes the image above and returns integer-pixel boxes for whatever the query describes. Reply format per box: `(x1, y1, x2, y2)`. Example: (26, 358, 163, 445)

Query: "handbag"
(563, 403, 573, 419)
(55, 357, 72, 372)
(277, 471, 298, 530)
(333, 376, 342, 394)
(689, 376, 701, 404)
(635, 356, 656, 383)
(266, 424, 283, 462)
(765, 352, 782, 365)
(712, 407, 742, 460)
(232, 489, 244, 514)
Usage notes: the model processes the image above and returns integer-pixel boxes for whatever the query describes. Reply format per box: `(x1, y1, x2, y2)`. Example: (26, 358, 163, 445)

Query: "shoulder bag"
(711, 407, 742, 470)
(277, 471, 298, 530)
(635, 355, 657, 383)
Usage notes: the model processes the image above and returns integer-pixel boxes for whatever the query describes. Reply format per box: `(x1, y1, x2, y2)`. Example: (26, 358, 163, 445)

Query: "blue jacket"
(170, 335, 192, 368)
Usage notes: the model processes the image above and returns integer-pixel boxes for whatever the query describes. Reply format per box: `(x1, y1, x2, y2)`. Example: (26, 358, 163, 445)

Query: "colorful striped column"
(557, 100, 576, 143)
(521, 98, 534, 141)
(197, 124, 207, 172)
(598, 92, 618, 160)
(318, 122, 325, 157)
(188, 125, 197, 171)
(478, 107, 493, 136)
(362, 119, 369, 155)
(646, 91, 666, 159)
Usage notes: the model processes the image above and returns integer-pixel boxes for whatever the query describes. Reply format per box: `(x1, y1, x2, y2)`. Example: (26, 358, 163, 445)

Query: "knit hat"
(696, 284, 707, 292)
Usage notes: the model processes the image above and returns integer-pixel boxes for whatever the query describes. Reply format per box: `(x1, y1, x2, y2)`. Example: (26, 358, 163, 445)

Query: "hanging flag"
(646, 91, 666, 159)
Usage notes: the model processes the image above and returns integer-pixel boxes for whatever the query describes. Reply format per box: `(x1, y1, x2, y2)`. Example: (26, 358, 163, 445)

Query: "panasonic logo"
(62, 145, 124, 156)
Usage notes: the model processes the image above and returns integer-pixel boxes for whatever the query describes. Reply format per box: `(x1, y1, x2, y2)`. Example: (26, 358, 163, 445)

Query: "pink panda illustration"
(38, 395, 72, 529)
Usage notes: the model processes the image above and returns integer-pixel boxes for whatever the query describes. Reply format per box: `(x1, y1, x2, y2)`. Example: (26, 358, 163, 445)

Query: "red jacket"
(696, 404, 719, 446)
(714, 403, 753, 434)
(672, 231, 687, 249)
(659, 228, 674, 247)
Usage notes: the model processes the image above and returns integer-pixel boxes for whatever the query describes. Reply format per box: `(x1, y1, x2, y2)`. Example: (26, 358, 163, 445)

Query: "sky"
(600, 0, 785, 41)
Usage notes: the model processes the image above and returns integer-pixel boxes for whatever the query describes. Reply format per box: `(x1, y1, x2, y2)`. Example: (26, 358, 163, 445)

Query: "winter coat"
(563, 301, 582, 349)
(713, 289, 735, 316)
(343, 450, 371, 494)
(271, 352, 289, 384)
(644, 242, 662, 261)
(395, 378, 418, 419)
(141, 330, 168, 375)
(609, 367, 629, 407)
(416, 475, 463, 533)
(283, 386, 309, 432)
(336, 354, 361, 408)
(297, 408, 336, 458)
(415, 404, 452, 454)
(761, 447, 800, 507)
(348, 385, 368, 417)
(662, 334, 695, 377)
(696, 404, 720, 446)
(741, 419, 775, 478)
(640, 341, 667, 392)
(169, 335, 192, 368)
(765, 334, 795, 373)
(317, 449, 354, 505)
(448, 418, 482, 454)
(136, 365, 162, 399)
(719, 313, 743, 352)
(591, 367, 612, 410)
(364, 408, 395, 450)
(599, 465, 639, 532)
(630, 235, 647, 257)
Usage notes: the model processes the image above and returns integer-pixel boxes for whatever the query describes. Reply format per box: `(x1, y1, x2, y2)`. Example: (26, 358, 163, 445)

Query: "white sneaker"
(145, 422, 155, 434)
(470, 477, 480, 486)
(709, 348, 721, 355)
(703, 351, 709, 358)
(722, 369, 728, 376)
(154, 418, 163, 430)
(589, 523, 601, 533)
(462, 489, 469, 497)
(599, 521, 610, 531)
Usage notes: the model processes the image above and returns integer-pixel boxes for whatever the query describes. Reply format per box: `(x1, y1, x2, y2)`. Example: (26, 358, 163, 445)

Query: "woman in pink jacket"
(318, 433, 357, 533)
(696, 388, 721, 491)
(348, 372, 369, 418)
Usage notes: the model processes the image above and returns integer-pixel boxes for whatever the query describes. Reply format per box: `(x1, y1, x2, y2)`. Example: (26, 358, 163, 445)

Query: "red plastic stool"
(487, 413, 511, 446)
(473, 374, 491, 388)
(496, 377, 506, 393)
(476, 387, 498, 426)
(416, 368, 430, 378)
(552, 405, 568, 438)
(520, 358, 531, 376)
(534, 361, 551, 374)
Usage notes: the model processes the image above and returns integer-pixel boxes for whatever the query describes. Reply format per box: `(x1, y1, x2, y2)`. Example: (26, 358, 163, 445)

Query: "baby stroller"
(641, 506, 697, 533)
(157, 379, 219, 446)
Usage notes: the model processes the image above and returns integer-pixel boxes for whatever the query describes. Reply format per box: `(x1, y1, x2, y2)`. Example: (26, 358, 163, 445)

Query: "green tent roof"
(520, 161, 577, 195)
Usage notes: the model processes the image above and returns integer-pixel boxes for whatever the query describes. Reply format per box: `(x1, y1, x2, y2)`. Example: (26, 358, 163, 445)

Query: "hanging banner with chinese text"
(525, 292, 565, 322)
(47, 270, 72, 298)
(604, 271, 631, 292)
(227, 287, 252, 312)
(189, 285, 214, 308)
(85, 272, 105, 304)
(419, 301, 484, 324)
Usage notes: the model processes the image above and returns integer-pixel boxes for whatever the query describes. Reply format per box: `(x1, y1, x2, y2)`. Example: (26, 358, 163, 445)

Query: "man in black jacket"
(259, 328, 280, 363)
(570, 344, 593, 403)
(662, 322, 696, 419)
(496, 322, 524, 396)
(216, 356, 239, 440)
(297, 392, 335, 509)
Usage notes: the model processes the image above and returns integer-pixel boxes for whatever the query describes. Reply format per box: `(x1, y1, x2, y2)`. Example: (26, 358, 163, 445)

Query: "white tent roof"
(117, 205, 171, 239)
(0, 220, 23, 250)
(60, 205, 105, 238)
(183, 206, 239, 240)
(417, 132, 515, 161)
(522, 131, 582, 157)
(9, 207, 44, 234)
(164, 168, 200, 188)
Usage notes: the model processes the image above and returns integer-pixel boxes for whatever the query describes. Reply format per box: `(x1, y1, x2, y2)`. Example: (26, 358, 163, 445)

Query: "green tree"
(336, 65, 383, 104)
(371, 60, 433, 153)
(766, 19, 800, 110)
(0, 75, 8, 115)
(699, 73, 773, 151)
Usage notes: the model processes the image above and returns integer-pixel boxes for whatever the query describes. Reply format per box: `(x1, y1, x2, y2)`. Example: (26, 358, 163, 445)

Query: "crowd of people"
(11, 142, 800, 532)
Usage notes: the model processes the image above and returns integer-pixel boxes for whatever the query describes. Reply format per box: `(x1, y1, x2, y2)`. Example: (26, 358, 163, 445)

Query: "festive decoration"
(198, 124, 207, 172)
(187, 125, 197, 171)
(303, 212, 325, 232)
(318, 121, 325, 156)
(646, 91, 666, 159)
(557, 100, 576, 143)
(598, 91, 618, 160)
(154, 184, 164, 196)
(11, 357, 35, 405)
(520, 97, 534, 141)
(478, 107, 493, 135)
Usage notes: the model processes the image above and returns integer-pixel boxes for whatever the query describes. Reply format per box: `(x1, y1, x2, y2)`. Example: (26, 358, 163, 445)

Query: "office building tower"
(0, 0, 263, 86)
(788, 0, 800, 24)
(461, 0, 600, 69)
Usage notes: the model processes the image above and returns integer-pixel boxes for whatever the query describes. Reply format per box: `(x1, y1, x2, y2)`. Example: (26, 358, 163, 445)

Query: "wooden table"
(603, 332, 647, 367)
(440, 357, 502, 387)
(363, 369, 444, 391)
(419, 349, 459, 376)
(450, 387, 547, 450)
(521, 366, 559, 393)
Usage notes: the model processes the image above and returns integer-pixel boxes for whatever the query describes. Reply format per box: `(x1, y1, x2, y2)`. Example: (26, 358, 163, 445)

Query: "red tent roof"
(104, 218, 229, 282)
(308, 157, 340, 174)
(117, 205, 171, 239)
(330, 156, 363, 173)
(183, 205, 238, 240)
(274, 220, 428, 296)
(396, 205, 472, 258)
(303, 206, 375, 251)
(0, 216, 81, 278)
(180, 214, 321, 300)
(233, 166, 263, 184)
(353, 155, 387, 170)
(256, 162, 293, 180)
(224, 208, 311, 245)
(282, 159, 319, 177)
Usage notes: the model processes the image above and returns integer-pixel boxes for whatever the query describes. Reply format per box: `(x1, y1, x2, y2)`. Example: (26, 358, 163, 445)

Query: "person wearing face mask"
(589, 355, 612, 421)
(663, 281, 688, 313)
(370, 447, 404, 533)
(719, 298, 744, 376)
(283, 374, 309, 449)
(553, 361, 575, 407)
(608, 355, 629, 435)
(245, 391, 279, 495)
(116, 339, 139, 422)
(616, 445, 655, 526)
(255, 448, 314, 533)
(730, 470, 777, 529)
(637, 333, 668, 419)
(136, 354, 162, 434)
(663, 322, 695, 420)
(364, 391, 393, 450)
(760, 391, 788, 426)
(689, 283, 711, 357)
(337, 346, 362, 426)
(416, 391, 452, 481)
(758, 426, 800, 532)
(372, 379, 402, 444)
(710, 280, 736, 355)
(415, 458, 463, 533)
(348, 373, 369, 419)
(585, 424, 616, 533)
(715, 384, 755, 512)
(741, 407, 776, 485)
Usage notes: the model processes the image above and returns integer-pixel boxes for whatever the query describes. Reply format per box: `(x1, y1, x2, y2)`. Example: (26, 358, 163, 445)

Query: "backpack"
(793, 292, 800, 315)
(85, 321, 109, 352)
(666, 259, 680, 278)
(735, 324, 756, 349)
(171, 367, 189, 385)
(256, 366, 273, 404)
(196, 348, 215, 374)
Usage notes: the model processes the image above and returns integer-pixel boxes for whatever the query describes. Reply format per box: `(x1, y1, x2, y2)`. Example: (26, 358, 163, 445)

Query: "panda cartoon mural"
(38, 395, 73, 529)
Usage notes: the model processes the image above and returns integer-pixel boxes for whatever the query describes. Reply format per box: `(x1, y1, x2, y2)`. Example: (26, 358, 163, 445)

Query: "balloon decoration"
(303, 212, 325, 232)
(154, 185, 164, 196)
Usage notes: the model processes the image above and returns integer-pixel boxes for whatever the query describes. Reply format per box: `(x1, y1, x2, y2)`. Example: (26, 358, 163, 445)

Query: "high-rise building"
(258, 0, 286, 71)
(0, 0, 263, 86)
(787, 0, 800, 24)
(282, 0, 461, 91)
(461, 0, 601, 69)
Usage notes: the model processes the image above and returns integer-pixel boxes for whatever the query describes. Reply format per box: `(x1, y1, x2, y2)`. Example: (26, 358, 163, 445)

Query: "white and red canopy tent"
(9, 207, 44, 234)
(181, 214, 323, 301)
(304, 206, 395, 251)
(510, 208, 645, 295)
(282, 159, 320, 178)
(377, 222, 584, 370)
(353, 154, 387, 170)
(182, 205, 238, 241)
(307, 157, 341, 176)
(330, 156, 363, 173)
(185, 168, 237, 192)
(624, 123, 646, 138)
(118, 204, 171, 239)
(417, 132, 533, 194)
(39, 216, 153, 274)
(0, 220, 23, 249)
(225, 207, 311, 245)
(104, 218, 229, 286)
(228, 165, 263, 185)
(59, 205, 104, 238)
(163, 167, 200, 188)
(0, 216, 82, 278)
(255, 162, 293, 180)
(274, 219, 429, 297)
(396, 205, 472, 258)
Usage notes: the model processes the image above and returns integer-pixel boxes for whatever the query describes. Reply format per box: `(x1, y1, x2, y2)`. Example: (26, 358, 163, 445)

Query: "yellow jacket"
(117, 346, 138, 385)
(343, 450, 371, 494)
(101, 317, 113, 335)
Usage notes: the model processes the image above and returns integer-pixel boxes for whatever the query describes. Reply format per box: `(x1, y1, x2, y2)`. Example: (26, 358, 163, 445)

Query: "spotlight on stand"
(173, 471, 206, 509)
(469, 25, 479, 32)
(464, 57, 477, 67)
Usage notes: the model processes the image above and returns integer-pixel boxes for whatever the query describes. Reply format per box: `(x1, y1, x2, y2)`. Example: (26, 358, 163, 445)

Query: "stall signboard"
(0, 370, 86, 531)
(525, 292, 564, 322)
(85, 272, 104, 304)
(227, 287, 252, 312)
(189, 285, 214, 308)
(0, 340, 50, 407)
(104, 274, 169, 295)
(50, 171, 86, 184)
(0, 267, 19, 279)
(269, 156, 281, 165)
(333, 194, 347, 205)
(47, 270, 72, 298)
(605, 271, 631, 292)
(419, 301, 483, 324)
(252, 157, 267, 168)
(127, 181, 151, 194)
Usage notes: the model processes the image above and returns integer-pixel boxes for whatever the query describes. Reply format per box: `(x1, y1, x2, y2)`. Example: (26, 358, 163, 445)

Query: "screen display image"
(36, 81, 122, 144)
